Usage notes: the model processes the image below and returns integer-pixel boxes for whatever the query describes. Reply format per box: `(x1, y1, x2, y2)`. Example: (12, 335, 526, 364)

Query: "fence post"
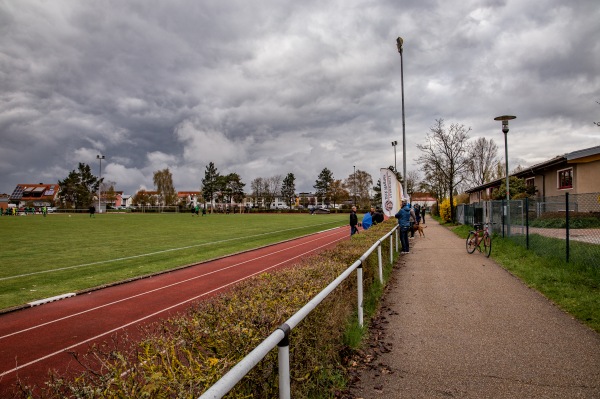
(566, 192, 570, 263)
(525, 197, 529, 250)
(277, 324, 291, 399)
(395, 229, 399, 253)
(501, 199, 505, 238)
(377, 245, 383, 284)
(357, 261, 364, 328)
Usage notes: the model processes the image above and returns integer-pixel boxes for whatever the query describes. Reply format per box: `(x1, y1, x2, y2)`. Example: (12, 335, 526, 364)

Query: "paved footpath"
(347, 219, 600, 398)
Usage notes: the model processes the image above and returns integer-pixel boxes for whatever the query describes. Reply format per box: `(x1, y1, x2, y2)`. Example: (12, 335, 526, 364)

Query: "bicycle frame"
(466, 223, 492, 257)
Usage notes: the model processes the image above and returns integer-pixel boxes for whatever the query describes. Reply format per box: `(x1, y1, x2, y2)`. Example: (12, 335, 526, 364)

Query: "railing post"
(277, 324, 291, 399)
(566, 192, 570, 263)
(390, 235, 394, 264)
(525, 197, 529, 250)
(395, 229, 399, 253)
(377, 244, 383, 284)
(357, 261, 363, 328)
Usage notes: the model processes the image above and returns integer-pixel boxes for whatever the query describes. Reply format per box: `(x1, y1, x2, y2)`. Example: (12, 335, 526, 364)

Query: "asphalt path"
(0, 226, 349, 395)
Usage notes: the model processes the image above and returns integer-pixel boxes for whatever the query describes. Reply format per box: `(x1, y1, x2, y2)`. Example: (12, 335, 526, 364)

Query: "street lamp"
(494, 115, 516, 237)
(396, 37, 407, 197)
(97, 154, 105, 213)
(391, 140, 398, 172)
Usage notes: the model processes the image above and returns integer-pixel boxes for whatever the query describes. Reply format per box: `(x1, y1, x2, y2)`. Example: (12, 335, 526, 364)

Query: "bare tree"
(346, 169, 373, 209)
(417, 119, 471, 222)
(264, 175, 282, 209)
(153, 168, 177, 206)
(467, 137, 498, 187)
(250, 177, 265, 209)
(329, 179, 349, 208)
(406, 170, 420, 197)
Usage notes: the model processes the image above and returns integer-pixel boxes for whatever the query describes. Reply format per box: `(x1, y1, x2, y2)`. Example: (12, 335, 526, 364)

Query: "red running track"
(0, 226, 349, 395)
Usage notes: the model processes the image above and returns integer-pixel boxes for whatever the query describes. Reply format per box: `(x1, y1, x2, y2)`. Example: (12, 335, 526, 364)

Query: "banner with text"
(380, 168, 404, 217)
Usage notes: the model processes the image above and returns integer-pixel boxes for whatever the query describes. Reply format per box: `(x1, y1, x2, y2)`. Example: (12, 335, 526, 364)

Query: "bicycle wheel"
(466, 232, 477, 254)
(483, 234, 492, 257)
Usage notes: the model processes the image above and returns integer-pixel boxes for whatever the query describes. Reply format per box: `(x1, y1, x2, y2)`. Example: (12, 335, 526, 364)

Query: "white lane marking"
(0, 234, 345, 378)
(0, 222, 342, 281)
(0, 229, 345, 340)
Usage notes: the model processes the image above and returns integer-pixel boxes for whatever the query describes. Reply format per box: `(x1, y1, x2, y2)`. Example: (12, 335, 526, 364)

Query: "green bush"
(530, 212, 600, 229)
(21, 222, 397, 398)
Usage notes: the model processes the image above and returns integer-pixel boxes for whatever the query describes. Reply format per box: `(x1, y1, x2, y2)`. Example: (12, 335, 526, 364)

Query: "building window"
(558, 168, 573, 189)
(525, 178, 534, 188)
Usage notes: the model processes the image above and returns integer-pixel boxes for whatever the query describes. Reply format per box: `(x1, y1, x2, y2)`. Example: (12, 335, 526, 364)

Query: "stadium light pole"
(396, 37, 407, 197)
(391, 140, 398, 172)
(353, 165, 356, 206)
(97, 154, 105, 213)
(494, 115, 516, 237)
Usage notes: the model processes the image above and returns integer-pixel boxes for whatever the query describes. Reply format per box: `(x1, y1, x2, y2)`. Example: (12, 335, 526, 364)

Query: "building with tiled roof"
(8, 183, 60, 207)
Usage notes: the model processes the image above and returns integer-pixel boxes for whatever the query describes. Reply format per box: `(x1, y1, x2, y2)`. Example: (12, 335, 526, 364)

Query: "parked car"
(47, 207, 56, 213)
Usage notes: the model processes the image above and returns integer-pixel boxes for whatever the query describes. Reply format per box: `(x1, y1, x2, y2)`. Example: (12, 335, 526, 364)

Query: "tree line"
(56, 161, 377, 210)
(57, 118, 527, 215)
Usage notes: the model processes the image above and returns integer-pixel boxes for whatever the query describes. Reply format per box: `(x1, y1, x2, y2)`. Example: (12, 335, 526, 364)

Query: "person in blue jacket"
(395, 200, 411, 254)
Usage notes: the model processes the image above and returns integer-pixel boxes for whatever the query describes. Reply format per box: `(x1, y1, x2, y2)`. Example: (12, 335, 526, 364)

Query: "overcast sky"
(1, 0, 599, 196)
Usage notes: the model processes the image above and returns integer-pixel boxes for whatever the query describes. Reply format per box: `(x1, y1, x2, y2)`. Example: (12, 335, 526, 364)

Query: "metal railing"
(200, 225, 399, 399)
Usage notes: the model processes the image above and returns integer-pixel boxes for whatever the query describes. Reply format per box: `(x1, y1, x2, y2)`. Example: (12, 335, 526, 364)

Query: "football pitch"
(0, 212, 348, 311)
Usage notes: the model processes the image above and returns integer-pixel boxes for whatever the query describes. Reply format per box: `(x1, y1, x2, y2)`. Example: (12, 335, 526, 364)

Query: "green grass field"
(0, 212, 348, 311)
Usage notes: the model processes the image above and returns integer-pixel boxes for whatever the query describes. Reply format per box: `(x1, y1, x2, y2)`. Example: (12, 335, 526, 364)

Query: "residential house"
(178, 191, 202, 208)
(8, 183, 60, 207)
(466, 145, 600, 211)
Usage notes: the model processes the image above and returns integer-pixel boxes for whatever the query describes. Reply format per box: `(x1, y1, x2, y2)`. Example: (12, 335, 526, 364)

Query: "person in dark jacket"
(395, 200, 411, 253)
(350, 206, 359, 236)
(373, 207, 384, 224)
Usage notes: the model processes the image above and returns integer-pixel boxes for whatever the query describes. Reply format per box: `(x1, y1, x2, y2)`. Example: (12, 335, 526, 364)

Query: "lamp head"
(494, 115, 516, 134)
(392, 140, 398, 146)
(396, 37, 403, 54)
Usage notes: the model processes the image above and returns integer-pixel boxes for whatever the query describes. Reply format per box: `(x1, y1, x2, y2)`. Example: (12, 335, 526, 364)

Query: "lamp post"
(97, 154, 105, 213)
(396, 37, 407, 197)
(353, 165, 356, 206)
(494, 115, 516, 237)
(391, 140, 398, 172)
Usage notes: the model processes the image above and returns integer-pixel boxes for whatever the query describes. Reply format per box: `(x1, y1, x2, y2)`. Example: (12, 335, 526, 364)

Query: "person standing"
(89, 205, 96, 218)
(421, 206, 426, 223)
(395, 200, 411, 253)
(350, 206, 359, 236)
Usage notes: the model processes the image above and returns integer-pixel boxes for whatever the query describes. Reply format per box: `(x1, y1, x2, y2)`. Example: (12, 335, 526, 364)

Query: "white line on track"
(1, 222, 342, 281)
(0, 232, 346, 377)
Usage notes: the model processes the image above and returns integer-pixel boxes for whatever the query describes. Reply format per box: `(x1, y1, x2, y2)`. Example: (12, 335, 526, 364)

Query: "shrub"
(530, 212, 600, 229)
(439, 198, 456, 223)
(21, 222, 396, 398)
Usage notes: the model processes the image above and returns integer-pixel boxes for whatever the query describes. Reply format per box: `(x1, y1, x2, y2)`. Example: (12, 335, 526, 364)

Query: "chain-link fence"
(458, 193, 600, 270)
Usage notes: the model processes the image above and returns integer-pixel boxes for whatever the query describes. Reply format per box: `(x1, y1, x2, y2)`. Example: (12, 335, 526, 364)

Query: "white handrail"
(199, 224, 399, 399)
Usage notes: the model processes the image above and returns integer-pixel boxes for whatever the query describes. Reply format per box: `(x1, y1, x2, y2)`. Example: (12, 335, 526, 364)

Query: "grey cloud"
(1, 0, 599, 196)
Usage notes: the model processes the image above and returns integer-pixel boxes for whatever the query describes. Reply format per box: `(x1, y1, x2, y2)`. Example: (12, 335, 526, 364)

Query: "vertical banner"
(380, 168, 404, 217)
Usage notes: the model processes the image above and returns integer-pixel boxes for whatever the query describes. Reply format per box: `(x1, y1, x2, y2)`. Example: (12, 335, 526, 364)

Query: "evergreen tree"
(58, 163, 101, 209)
(201, 162, 220, 211)
(281, 173, 296, 208)
(314, 168, 334, 206)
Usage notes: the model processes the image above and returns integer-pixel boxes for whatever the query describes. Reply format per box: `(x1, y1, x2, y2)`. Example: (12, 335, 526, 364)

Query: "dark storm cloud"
(0, 0, 598, 196)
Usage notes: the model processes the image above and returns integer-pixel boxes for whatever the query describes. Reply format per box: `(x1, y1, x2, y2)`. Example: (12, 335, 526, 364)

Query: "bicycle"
(466, 223, 492, 257)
